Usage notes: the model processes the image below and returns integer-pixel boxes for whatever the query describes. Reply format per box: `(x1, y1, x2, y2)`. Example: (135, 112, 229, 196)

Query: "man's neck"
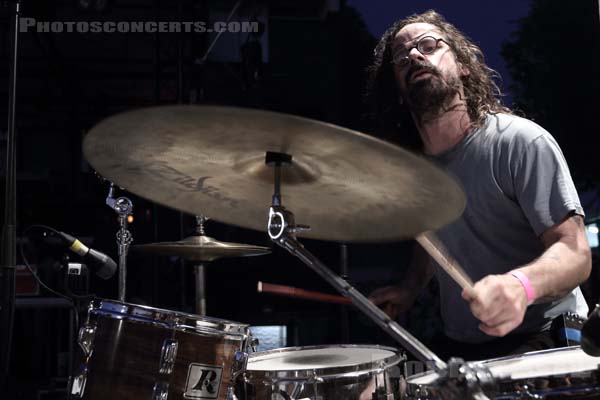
(416, 101, 474, 156)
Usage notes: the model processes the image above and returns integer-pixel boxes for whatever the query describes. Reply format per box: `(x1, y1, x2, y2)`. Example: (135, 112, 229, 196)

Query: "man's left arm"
(462, 213, 592, 337)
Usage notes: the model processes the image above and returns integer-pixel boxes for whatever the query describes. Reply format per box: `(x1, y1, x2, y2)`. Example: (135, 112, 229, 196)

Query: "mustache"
(405, 62, 440, 85)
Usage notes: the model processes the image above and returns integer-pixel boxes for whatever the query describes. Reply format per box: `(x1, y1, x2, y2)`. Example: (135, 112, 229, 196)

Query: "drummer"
(367, 10, 591, 361)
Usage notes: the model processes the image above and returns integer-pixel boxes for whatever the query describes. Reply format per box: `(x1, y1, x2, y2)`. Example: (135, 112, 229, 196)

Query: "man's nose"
(407, 47, 425, 62)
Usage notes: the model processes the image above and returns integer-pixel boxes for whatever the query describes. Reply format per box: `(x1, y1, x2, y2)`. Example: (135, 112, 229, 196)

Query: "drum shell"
(244, 369, 399, 400)
(70, 300, 249, 400)
(241, 345, 405, 400)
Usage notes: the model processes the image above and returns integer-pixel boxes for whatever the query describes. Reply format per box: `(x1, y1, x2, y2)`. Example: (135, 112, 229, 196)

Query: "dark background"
(1, 0, 599, 398)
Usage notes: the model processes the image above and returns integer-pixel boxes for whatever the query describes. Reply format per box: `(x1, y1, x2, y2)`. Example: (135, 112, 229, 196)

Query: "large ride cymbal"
(83, 105, 465, 242)
(131, 235, 271, 263)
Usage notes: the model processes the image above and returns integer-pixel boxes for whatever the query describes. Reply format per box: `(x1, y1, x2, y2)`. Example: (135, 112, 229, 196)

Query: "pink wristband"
(508, 270, 535, 305)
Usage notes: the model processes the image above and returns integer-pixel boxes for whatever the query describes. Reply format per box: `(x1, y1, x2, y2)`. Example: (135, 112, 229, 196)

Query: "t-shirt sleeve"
(512, 133, 584, 237)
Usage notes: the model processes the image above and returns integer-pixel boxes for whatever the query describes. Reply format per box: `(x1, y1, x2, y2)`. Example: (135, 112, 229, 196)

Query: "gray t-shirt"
(429, 113, 588, 343)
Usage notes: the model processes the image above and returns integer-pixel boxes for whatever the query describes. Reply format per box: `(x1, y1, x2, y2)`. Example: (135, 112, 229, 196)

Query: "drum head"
(409, 346, 600, 385)
(482, 346, 600, 380)
(407, 346, 600, 398)
(246, 345, 403, 381)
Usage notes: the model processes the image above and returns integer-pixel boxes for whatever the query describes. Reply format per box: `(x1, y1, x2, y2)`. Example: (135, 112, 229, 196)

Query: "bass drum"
(406, 346, 600, 399)
(68, 299, 250, 400)
(240, 344, 405, 400)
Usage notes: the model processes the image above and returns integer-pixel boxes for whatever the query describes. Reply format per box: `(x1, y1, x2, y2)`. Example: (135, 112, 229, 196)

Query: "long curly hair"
(366, 10, 511, 149)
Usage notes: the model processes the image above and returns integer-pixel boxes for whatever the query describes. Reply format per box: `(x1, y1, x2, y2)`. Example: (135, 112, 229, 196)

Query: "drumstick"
(416, 231, 474, 292)
(258, 281, 352, 305)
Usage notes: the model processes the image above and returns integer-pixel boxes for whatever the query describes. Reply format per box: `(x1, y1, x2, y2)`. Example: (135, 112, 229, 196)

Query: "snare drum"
(240, 344, 405, 400)
(406, 346, 600, 399)
(69, 299, 250, 400)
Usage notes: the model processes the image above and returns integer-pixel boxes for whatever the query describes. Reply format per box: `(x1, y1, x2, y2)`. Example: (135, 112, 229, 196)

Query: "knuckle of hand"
(484, 326, 498, 336)
(493, 279, 504, 292)
(477, 301, 489, 314)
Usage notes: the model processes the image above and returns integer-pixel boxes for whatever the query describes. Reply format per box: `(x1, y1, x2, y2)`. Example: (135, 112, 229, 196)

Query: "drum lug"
(516, 384, 542, 399)
(68, 365, 88, 398)
(159, 339, 179, 375)
(226, 386, 239, 400)
(310, 375, 324, 384)
(232, 350, 249, 381)
(152, 381, 170, 400)
(77, 324, 96, 357)
(410, 385, 430, 400)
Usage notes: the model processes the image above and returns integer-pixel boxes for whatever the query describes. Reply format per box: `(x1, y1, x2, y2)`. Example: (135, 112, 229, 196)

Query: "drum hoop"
(245, 344, 404, 382)
(406, 345, 600, 386)
(255, 364, 401, 385)
(482, 345, 586, 366)
(90, 298, 250, 337)
(480, 345, 600, 380)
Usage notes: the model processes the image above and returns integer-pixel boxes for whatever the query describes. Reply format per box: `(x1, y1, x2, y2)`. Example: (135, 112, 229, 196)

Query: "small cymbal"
(83, 105, 465, 242)
(131, 235, 271, 262)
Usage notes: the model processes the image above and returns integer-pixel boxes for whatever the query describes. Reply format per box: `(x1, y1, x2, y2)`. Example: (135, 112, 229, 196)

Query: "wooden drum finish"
(69, 300, 250, 400)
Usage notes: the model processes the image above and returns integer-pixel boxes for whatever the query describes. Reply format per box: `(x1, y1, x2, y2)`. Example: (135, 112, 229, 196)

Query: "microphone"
(58, 232, 117, 280)
(581, 305, 600, 356)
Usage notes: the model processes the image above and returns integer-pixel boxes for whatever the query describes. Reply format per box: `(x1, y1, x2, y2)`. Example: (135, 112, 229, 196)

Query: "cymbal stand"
(264, 152, 498, 398)
(194, 215, 209, 316)
(264, 151, 447, 371)
(339, 243, 349, 343)
(428, 358, 495, 400)
(106, 183, 133, 302)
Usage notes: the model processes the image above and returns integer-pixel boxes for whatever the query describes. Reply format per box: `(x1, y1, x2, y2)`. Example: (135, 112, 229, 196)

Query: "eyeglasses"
(392, 36, 448, 67)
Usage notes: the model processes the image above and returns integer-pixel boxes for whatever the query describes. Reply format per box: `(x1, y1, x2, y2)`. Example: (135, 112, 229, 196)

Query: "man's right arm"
(369, 242, 434, 318)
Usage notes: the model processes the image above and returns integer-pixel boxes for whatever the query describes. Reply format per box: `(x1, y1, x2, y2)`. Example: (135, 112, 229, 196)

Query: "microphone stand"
(339, 243, 350, 343)
(106, 183, 133, 302)
(1, 1, 21, 391)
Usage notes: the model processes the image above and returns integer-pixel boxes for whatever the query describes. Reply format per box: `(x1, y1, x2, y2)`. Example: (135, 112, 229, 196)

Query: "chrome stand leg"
(195, 263, 207, 316)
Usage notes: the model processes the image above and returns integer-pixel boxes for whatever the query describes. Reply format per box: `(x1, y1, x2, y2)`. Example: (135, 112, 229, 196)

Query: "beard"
(404, 61, 463, 123)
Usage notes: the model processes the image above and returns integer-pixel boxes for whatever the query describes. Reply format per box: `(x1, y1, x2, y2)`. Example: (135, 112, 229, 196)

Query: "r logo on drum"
(184, 363, 223, 399)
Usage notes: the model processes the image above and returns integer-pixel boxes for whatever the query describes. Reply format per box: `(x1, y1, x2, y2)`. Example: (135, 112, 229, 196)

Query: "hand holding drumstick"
(417, 232, 528, 337)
